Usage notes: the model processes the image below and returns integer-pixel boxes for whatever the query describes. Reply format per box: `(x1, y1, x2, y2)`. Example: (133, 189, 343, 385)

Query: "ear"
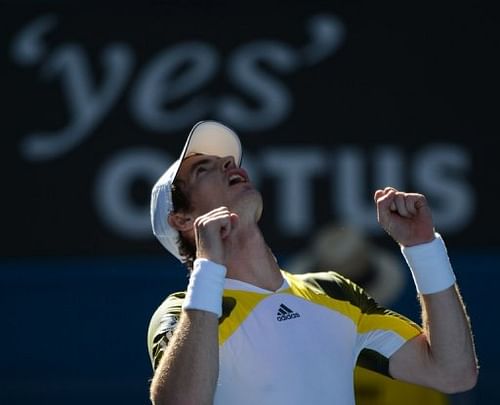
(168, 211, 193, 233)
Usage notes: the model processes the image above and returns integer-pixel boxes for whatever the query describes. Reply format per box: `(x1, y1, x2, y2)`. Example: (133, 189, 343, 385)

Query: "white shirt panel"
(215, 293, 358, 405)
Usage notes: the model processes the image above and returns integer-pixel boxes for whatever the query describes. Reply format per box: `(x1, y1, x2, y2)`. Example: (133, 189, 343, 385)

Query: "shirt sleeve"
(351, 278, 422, 376)
(304, 271, 422, 377)
(147, 292, 185, 371)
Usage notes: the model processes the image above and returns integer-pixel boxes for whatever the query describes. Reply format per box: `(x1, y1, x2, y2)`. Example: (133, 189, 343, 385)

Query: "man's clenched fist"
(194, 206, 239, 265)
(374, 187, 435, 247)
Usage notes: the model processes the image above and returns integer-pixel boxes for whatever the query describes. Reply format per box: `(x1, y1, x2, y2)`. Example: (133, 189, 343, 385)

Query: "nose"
(221, 156, 236, 171)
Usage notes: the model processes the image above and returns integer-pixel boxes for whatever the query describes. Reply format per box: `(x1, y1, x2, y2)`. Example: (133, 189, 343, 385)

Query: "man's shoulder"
(285, 270, 367, 307)
(150, 291, 186, 321)
(147, 292, 186, 343)
(146, 291, 187, 369)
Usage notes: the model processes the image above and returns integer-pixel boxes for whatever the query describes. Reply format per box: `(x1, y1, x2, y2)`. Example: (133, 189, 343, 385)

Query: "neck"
(224, 223, 283, 291)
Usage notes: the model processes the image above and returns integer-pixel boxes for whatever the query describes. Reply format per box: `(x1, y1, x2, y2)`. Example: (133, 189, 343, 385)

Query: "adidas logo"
(276, 303, 301, 322)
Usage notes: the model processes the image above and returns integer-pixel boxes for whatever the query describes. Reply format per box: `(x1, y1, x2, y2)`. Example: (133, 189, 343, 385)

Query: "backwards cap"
(150, 121, 242, 261)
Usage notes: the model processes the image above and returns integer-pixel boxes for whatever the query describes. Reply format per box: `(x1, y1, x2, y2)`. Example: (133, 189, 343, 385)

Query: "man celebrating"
(147, 121, 478, 405)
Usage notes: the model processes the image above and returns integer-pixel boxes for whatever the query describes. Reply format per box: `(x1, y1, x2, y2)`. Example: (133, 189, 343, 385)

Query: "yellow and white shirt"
(148, 271, 421, 405)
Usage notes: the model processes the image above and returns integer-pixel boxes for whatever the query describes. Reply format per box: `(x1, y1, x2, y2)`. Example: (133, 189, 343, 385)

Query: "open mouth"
(228, 173, 247, 186)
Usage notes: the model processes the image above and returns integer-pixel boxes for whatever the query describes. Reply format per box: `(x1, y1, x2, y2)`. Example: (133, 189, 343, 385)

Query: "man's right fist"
(193, 207, 239, 265)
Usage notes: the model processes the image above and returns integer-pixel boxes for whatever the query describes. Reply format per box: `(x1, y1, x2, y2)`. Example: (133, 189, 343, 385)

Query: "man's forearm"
(390, 284, 478, 393)
(391, 232, 478, 392)
(420, 285, 479, 390)
(150, 310, 219, 405)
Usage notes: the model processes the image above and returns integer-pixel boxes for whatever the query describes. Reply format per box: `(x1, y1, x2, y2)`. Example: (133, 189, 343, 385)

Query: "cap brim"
(173, 121, 242, 181)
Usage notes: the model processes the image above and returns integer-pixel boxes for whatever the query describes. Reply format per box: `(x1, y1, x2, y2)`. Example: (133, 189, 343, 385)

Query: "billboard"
(3, 1, 498, 258)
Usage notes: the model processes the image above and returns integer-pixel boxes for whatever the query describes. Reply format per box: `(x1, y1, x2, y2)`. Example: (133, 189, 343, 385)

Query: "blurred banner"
(3, 1, 498, 258)
(1, 1, 498, 404)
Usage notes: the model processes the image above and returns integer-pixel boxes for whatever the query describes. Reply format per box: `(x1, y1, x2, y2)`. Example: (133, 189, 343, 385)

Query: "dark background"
(1, 1, 498, 404)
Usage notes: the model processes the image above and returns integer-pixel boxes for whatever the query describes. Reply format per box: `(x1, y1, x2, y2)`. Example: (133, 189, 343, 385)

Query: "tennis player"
(147, 121, 478, 405)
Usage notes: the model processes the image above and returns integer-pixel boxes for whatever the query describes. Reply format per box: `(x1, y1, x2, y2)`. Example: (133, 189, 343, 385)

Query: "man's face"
(175, 154, 262, 221)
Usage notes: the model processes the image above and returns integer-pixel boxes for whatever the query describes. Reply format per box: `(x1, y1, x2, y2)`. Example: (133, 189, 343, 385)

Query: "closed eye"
(195, 166, 207, 177)
(189, 157, 214, 180)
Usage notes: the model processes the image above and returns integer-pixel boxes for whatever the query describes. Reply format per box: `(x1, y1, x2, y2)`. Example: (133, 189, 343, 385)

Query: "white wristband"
(182, 258, 227, 317)
(401, 233, 456, 295)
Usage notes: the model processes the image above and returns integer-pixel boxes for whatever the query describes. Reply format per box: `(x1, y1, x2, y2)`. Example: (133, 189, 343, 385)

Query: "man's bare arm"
(375, 187, 478, 393)
(150, 310, 219, 405)
(150, 207, 237, 404)
(389, 285, 478, 393)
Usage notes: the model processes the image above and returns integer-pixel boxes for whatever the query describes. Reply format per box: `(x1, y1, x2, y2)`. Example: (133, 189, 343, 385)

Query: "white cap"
(150, 121, 242, 261)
